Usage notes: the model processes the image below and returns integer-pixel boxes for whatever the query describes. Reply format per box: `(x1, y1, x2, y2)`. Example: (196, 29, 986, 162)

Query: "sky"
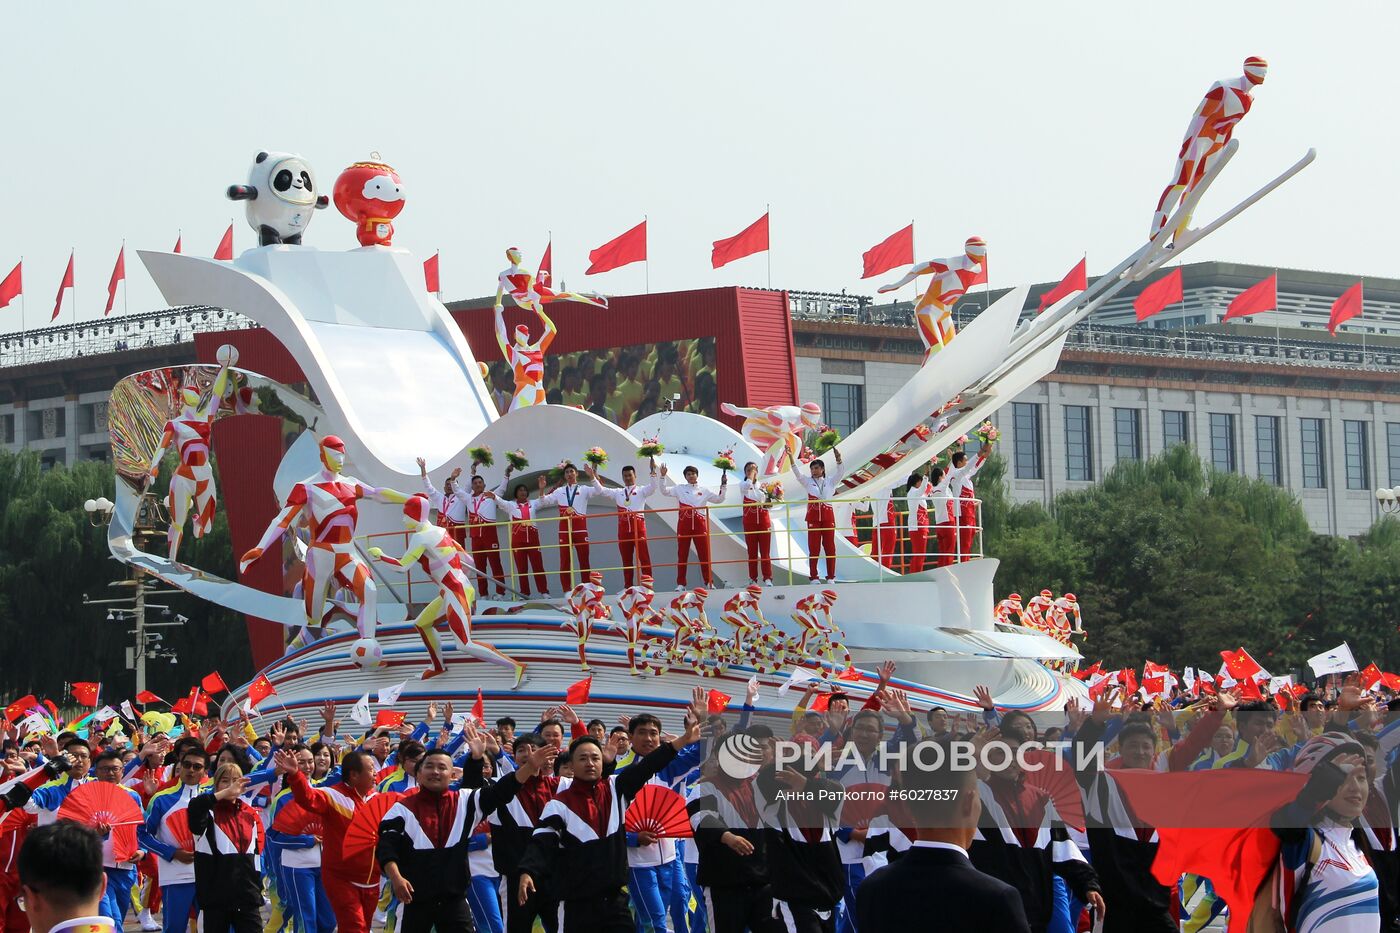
(0, 1, 1395, 334)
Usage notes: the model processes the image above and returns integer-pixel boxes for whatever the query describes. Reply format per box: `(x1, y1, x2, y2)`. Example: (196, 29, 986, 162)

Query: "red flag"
(1360, 663, 1384, 691)
(1220, 648, 1263, 682)
(0, 261, 21, 310)
(1327, 281, 1364, 335)
(706, 690, 732, 715)
(1142, 661, 1170, 697)
(248, 674, 276, 707)
(861, 224, 914, 280)
(134, 690, 164, 705)
(538, 240, 553, 283)
(1133, 268, 1182, 322)
(4, 695, 36, 723)
(201, 672, 229, 695)
(711, 212, 769, 269)
(470, 688, 485, 725)
(1382, 672, 1400, 692)
(836, 666, 862, 682)
(173, 235, 182, 254)
(423, 252, 440, 294)
(809, 693, 831, 713)
(564, 676, 592, 705)
(1037, 258, 1088, 313)
(1221, 274, 1276, 322)
(51, 251, 74, 322)
(215, 224, 235, 261)
(375, 710, 407, 728)
(70, 682, 101, 707)
(171, 695, 192, 715)
(104, 246, 125, 315)
(1120, 668, 1139, 696)
(1073, 661, 1103, 682)
(586, 221, 646, 275)
(1238, 677, 1263, 701)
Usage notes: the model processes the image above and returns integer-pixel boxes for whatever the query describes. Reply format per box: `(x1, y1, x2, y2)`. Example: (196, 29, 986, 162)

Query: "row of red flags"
(1129, 267, 1366, 335)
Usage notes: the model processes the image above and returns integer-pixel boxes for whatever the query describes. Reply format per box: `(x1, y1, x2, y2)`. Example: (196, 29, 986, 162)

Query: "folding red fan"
(57, 783, 143, 862)
(342, 791, 407, 863)
(164, 807, 195, 853)
(839, 782, 888, 831)
(624, 784, 693, 839)
(271, 799, 323, 838)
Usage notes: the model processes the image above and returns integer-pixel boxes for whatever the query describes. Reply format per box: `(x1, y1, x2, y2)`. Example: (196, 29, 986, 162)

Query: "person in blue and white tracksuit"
(139, 746, 213, 933)
(267, 746, 335, 933)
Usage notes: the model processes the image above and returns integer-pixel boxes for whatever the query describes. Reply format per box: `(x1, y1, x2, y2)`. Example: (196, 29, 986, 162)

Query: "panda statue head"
(226, 151, 329, 247)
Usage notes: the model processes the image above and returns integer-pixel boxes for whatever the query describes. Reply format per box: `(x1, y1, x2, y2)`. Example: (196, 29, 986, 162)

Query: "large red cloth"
(0, 262, 21, 311)
(1222, 274, 1276, 322)
(214, 224, 235, 261)
(423, 252, 440, 293)
(1037, 257, 1087, 313)
(1133, 267, 1183, 321)
(586, 221, 647, 275)
(104, 246, 125, 315)
(1327, 281, 1364, 335)
(51, 252, 73, 322)
(711, 213, 769, 269)
(860, 225, 914, 280)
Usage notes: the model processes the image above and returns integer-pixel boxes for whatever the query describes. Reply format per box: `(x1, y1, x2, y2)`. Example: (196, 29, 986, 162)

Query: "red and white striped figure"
(721, 584, 767, 660)
(369, 495, 525, 685)
(1022, 589, 1055, 636)
(1049, 593, 1085, 646)
(564, 571, 610, 671)
(665, 588, 712, 654)
(148, 347, 239, 561)
(876, 237, 986, 362)
(239, 435, 410, 638)
(720, 401, 824, 476)
(994, 592, 1025, 627)
(1151, 57, 1268, 242)
(616, 575, 659, 674)
(791, 589, 840, 656)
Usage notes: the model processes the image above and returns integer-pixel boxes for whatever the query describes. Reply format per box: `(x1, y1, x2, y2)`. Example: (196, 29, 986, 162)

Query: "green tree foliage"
(982, 444, 1400, 674)
(0, 450, 253, 705)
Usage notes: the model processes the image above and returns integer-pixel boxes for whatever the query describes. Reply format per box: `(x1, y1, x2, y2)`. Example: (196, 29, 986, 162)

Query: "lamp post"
(1377, 487, 1400, 515)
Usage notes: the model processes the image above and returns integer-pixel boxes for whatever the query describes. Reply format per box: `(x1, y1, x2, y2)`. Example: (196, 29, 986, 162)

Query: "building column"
(11, 398, 26, 447)
(1045, 382, 1064, 499)
(64, 394, 79, 466)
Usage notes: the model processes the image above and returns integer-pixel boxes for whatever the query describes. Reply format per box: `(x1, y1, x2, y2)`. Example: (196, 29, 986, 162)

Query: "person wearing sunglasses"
(138, 750, 210, 933)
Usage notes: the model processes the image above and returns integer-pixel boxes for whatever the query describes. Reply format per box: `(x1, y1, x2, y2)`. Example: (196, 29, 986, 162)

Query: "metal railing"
(0, 306, 255, 369)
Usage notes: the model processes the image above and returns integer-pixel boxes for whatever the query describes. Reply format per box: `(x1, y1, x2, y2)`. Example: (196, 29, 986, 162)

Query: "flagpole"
(18, 255, 24, 352)
(1361, 276, 1367, 366)
(644, 214, 650, 295)
(122, 239, 128, 317)
(70, 248, 77, 357)
(1274, 267, 1281, 356)
(766, 203, 772, 289)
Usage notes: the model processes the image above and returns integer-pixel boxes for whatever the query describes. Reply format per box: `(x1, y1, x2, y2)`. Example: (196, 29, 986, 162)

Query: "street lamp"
(1378, 487, 1400, 514)
(84, 497, 115, 526)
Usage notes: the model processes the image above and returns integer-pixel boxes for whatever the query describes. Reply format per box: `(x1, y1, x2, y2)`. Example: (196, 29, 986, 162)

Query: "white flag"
(120, 700, 138, 722)
(1183, 667, 1197, 690)
(1308, 643, 1358, 677)
(17, 713, 49, 736)
(778, 667, 821, 696)
(747, 674, 760, 701)
(1268, 675, 1295, 694)
(93, 705, 120, 722)
(350, 692, 372, 728)
(450, 712, 470, 732)
(378, 682, 408, 707)
(242, 698, 258, 717)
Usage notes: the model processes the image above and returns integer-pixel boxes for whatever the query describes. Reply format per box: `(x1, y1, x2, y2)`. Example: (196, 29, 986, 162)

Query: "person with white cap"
(876, 237, 987, 361)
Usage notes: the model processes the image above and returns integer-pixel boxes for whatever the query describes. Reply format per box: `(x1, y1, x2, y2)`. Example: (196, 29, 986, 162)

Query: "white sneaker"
(748, 579, 758, 587)
(764, 579, 773, 587)
(139, 910, 160, 932)
(675, 585, 686, 592)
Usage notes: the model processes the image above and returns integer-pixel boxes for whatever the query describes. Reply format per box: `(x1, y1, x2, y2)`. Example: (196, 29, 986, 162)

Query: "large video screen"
(483, 336, 718, 427)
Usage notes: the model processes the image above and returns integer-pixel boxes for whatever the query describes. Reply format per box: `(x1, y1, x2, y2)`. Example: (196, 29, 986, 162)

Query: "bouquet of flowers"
(505, 449, 529, 471)
(974, 421, 1000, 445)
(761, 481, 784, 503)
(954, 434, 969, 448)
(809, 425, 841, 455)
(637, 436, 665, 459)
(583, 446, 609, 468)
(713, 448, 737, 472)
(546, 459, 569, 484)
(469, 445, 494, 468)
(910, 423, 932, 442)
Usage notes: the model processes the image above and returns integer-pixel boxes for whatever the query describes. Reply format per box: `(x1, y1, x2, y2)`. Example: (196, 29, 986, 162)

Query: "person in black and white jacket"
(753, 743, 846, 933)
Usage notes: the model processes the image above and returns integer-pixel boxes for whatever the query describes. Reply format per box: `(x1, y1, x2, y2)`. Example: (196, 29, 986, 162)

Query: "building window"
(821, 383, 864, 438)
(1255, 416, 1281, 485)
(1163, 410, 1190, 449)
(1301, 418, 1327, 488)
(1114, 408, 1142, 462)
(1209, 413, 1236, 473)
(1387, 423, 1400, 486)
(1344, 420, 1370, 490)
(1065, 405, 1093, 481)
(1013, 402, 1043, 480)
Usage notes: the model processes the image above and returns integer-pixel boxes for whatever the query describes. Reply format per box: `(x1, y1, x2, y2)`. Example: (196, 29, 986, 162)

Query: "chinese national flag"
(248, 674, 276, 707)
(711, 212, 769, 269)
(809, 692, 831, 713)
(1382, 672, 1400, 692)
(706, 690, 731, 715)
(861, 224, 914, 280)
(423, 252, 440, 294)
(1120, 668, 1139, 695)
(586, 221, 646, 275)
(470, 688, 484, 725)
(1327, 282, 1364, 336)
(564, 676, 592, 705)
(0, 261, 21, 310)
(171, 694, 193, 714)
(375, 710, 407, 728)
(1220, 648, 1263, 682)
(1238, 677, 1263, 701)
(71, 682, 101, 707)
(1360, 663, 1384, 691)
(1221, 274, 1276, 322)
(538, 240, 552, 282)
(4, 695, 37, 723)
(51, 251, 74, 322)
(214, 224, 235, 261)
(1037, 258, 1088, 313)
(836, 666, 862, 681)
(135, 690, 164, 705)
(201, 672, 229, 695)
(104, 246, 125, 315)
(1133, 267, 1183, 322)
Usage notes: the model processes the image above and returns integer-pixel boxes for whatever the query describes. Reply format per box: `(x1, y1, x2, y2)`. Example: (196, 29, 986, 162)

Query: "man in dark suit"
(856, 745, 1031, 933)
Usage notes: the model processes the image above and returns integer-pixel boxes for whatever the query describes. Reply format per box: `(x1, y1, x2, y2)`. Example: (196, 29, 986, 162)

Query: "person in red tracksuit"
(738, 462, 774, 586)
(658, 463, 726, 590)
(500, 483, 551, 597)
(588, 463, 657, 588)
(466, 468, 512, 598)
(904, 470, 933, 574)
(795, 449, 844, 583)
(948, 444, 991, 562)
(538, 465, 595, 592)
(279, 749, 383, 933)
(929, 467, 957, 568)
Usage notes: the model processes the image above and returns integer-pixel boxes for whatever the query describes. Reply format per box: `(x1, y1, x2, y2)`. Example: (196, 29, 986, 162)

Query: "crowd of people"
(3, 664, 1400, 932)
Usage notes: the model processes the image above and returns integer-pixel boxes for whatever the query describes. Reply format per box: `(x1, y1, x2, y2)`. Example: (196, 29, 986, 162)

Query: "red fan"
(839, 782, 888, 831)
(164, 807, 195, 853)
(342, 790, 413, 863)
(624, 784, 692, 839)
(271, 799, 323, 838)
(57, 783, 143, 863)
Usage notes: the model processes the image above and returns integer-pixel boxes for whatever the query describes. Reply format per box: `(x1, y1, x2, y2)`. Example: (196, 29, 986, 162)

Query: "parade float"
(101, 59, 1313, 726)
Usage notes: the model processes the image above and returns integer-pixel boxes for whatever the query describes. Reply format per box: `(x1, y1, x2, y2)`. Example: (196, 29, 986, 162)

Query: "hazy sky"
(0, 2, 1393, 334)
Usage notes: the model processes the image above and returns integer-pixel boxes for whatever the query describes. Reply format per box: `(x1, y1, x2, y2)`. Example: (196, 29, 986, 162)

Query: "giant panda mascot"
(227, 151, 329, 246)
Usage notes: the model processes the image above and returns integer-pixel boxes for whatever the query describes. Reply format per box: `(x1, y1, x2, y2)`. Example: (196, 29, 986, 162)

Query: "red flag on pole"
(51, 251, 74, 322)
(564, 676, 592, 705)
(706, 690, 731, 714)
(1220, 648, 1264, 682)
(247, 674, 276, 707)
(134, 690, 164, 705)
(1221, 274, 1277, 322)
(1133, 267, 1183, 322)
(423, 252, 440, 294)
(71, 682, 101, 707)
(539, 240, 553, 284)
(1327, 282, 1364, 335)
(1037, 258, 1088, 313)
(586, 221, 646, 275)
(104, 246, 125, 315)
(470, 688, 485, 725)
(201, 672, 229, 695)
(375, 710, 407, 728)
(214, 224, 235, 261)
(173, 235, 182, 254)
(861, 224, 914, 280)
(0, 261, 20, 310)
(711, 212, 769, 269)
